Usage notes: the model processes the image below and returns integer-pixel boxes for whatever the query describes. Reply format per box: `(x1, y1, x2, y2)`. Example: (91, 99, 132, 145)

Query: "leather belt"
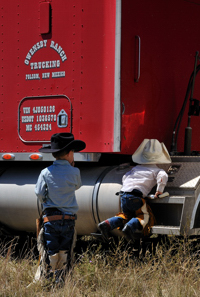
(43, 214, 76, 223)
(120, 189, 143, 197)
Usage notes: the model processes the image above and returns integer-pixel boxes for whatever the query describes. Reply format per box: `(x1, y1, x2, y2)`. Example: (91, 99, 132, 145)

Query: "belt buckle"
(61, 213, 65, 225)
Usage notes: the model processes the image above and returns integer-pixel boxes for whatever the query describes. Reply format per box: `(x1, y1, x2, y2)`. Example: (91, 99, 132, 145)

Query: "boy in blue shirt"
(35, 133, 85, 284)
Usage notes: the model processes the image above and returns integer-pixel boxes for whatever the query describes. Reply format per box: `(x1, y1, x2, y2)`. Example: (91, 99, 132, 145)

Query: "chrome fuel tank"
(0, 164, 129, 234)
(1, 160, 200, 237)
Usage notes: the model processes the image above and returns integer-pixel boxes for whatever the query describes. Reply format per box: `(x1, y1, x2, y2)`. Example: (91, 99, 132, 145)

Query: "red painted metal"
(40, 2, 51, 35)
(0, 0, 117, 154)
(1, 0, 200, 157)
(120, 0, 200, 154)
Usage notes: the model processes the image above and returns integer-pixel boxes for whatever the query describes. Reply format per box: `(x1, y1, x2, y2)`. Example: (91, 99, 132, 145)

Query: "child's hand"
(155, 191, 162, 198)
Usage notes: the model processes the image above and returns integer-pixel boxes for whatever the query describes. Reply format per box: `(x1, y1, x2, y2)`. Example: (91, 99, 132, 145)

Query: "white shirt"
(120, 164, 168, 197)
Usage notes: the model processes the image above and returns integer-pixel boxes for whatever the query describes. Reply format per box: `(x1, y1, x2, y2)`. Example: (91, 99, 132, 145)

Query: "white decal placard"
(18, 96, 72, 142)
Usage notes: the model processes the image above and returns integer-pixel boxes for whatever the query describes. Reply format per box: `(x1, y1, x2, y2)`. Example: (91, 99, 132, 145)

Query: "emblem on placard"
(57, 109, 68, 128)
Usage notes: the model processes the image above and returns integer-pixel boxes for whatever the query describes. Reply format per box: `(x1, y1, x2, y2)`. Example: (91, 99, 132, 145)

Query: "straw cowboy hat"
(132, 139, 171, 164)
(39, 133, 86, 153)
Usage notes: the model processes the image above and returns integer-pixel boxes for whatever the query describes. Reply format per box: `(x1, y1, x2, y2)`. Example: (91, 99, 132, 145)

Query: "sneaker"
(98, 221, 110, 241)
(122, 225, 135, 242)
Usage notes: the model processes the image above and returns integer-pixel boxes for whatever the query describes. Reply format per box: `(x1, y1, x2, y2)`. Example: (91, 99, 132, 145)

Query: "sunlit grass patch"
(0, 235, 200, 296)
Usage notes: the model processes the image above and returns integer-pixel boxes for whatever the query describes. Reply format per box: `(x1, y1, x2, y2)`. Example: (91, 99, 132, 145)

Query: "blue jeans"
(43, 210, 75, 255)
(107, 191, 143, 233)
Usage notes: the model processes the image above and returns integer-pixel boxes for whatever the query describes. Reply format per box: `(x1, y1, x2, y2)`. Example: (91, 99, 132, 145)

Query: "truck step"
(151, 225, 180, 235)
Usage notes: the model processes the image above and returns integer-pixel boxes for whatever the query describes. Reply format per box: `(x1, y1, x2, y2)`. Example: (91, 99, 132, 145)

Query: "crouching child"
(98, 139, 171, 242)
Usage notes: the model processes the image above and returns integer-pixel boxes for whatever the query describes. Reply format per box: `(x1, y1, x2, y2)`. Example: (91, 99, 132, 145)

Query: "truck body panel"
(1, 1, 200, 236)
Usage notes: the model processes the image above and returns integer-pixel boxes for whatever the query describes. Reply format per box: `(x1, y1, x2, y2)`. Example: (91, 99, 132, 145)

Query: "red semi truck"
(1, 0, 200, 237)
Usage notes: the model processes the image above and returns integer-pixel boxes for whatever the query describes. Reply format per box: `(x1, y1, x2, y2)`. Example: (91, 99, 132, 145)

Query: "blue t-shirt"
(35, 159, 81, 214)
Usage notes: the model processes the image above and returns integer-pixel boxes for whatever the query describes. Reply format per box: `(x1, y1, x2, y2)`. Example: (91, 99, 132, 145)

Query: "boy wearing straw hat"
(98, 139, 171, 242)
(35, 133, 86, 284)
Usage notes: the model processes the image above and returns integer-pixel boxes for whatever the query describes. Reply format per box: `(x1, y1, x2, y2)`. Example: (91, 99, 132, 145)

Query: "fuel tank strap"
(92, 166, 117, 225)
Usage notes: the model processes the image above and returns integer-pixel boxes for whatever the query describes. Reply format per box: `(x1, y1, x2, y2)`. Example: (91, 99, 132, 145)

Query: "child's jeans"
(43, 209, 75, 255)
(107, 191, 143, 233)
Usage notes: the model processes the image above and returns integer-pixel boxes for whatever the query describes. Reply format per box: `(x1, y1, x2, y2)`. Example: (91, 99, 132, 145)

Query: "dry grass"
(0, 235, 200, 296)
